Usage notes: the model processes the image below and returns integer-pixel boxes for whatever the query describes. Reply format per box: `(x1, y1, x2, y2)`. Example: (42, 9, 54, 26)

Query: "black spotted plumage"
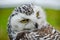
(8, 23, 13, 40)
(8, 12, 18, 40)
(15, 4, 34, 15)
(11, 13, 18, 17)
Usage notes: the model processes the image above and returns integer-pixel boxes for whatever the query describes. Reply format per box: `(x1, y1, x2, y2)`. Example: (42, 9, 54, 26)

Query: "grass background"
(0, 8, 60, 40)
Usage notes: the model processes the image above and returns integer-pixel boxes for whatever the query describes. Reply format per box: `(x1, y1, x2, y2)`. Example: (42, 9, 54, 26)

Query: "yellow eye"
(36, 11, 39, 18)
(20, 19, 29, 23)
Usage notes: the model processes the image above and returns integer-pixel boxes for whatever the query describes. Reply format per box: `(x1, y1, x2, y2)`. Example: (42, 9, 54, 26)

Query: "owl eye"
(36, 11, 39, 17)
(36, 11, 41, 19)
(36, 11, 40, 19)
(20, 19, 29, 23)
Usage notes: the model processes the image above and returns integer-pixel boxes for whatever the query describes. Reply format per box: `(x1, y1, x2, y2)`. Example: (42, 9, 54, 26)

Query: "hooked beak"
(35, 23, 38, 28)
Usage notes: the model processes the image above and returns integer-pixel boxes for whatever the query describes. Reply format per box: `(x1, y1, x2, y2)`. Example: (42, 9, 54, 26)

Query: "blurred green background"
(0, 8, 60, 40)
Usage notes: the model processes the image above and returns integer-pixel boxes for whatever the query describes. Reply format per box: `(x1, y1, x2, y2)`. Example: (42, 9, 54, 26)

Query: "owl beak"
(35, 23, 38, 28)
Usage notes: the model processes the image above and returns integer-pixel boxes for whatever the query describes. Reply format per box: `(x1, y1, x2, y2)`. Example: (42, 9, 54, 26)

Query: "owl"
(7, 4, 60, 40)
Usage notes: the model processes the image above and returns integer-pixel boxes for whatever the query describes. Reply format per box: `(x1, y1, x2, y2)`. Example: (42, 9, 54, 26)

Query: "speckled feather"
(15, 24, 60, 40)
(15, 4, 34, 15)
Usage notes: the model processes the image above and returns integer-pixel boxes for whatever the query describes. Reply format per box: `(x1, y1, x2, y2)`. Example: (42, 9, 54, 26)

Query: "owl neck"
(38, 21, 49, 29)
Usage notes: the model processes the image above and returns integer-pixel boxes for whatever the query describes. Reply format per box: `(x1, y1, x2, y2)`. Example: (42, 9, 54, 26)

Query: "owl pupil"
(26, 19, 29, 21)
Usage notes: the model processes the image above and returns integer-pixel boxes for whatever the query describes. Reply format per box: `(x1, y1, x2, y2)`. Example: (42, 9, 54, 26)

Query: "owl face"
(10, 4, 46, 31)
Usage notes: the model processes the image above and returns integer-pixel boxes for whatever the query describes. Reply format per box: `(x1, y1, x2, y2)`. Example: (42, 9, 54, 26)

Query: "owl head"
(9, 4, 47, 31)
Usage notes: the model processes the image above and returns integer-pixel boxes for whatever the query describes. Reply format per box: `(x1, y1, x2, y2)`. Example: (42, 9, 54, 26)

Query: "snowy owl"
(7, 4, 60, 40)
